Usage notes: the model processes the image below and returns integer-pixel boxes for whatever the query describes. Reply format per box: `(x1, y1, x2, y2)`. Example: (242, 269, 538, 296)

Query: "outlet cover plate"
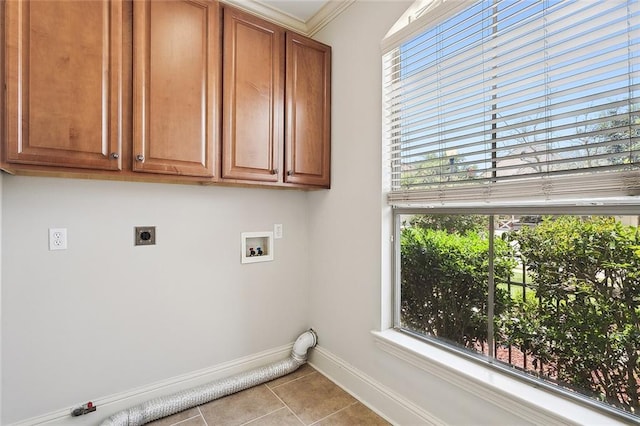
(49, 228, 68, 250)
(135, 226, 156, 246)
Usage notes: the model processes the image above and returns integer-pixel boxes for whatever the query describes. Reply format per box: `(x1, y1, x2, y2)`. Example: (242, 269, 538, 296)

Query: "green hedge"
(400, 226, 514, 348)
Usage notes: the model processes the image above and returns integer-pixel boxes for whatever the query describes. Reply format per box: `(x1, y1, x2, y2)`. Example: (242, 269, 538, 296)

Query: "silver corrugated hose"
(100, 330, 317, 426)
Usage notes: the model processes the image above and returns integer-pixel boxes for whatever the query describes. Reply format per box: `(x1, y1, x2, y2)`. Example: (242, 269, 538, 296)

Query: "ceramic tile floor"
(147, 364, 390, 426)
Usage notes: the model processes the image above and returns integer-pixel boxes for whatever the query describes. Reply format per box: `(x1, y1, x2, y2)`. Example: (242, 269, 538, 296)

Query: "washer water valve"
(71, 401, 96, 417)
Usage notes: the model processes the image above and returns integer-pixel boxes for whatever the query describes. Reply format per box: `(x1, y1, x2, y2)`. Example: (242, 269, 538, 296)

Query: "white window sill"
(372, 329, 632, 425)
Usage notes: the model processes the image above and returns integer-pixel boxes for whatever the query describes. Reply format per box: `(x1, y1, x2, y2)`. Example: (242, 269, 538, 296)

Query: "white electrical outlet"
(274, 224, 283, 239)
(49, 228, 68, 251)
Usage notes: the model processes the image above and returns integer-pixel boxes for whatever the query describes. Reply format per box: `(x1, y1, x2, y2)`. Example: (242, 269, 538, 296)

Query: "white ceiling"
(259, 0, 330, 22)
(222, 0, 354, 35)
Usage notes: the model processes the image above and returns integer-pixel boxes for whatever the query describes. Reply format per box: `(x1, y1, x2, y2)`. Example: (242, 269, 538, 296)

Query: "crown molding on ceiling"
(220, 0, 354, 36)
(306, 0, 354, 36)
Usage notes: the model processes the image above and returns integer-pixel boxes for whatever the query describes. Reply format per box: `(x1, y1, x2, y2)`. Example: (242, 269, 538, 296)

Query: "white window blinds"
(384, 0, 640, 207)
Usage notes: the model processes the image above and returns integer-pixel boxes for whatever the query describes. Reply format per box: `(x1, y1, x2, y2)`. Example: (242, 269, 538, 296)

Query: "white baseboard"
(14, 342, 448, 426)
(308, 345, 445, 426)
(11, 344, 293, 426)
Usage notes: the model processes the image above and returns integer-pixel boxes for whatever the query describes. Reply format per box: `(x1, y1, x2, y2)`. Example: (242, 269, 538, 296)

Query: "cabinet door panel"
(134, 0, 219, 177)
(285, 33, 331, 187)
(5, 0, 122, 170)
(222, 8, 284, 182)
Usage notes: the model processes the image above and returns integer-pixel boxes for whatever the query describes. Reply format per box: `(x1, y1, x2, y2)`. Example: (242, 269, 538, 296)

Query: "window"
(395, 211, 640, 416)
(384, 0, 639, 419)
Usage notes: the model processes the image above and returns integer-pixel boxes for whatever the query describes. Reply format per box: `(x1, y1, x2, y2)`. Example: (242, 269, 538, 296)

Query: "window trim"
(390, 205, 640, 423)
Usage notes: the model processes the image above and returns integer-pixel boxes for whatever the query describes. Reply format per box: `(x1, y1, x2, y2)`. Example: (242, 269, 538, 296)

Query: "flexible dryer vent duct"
(100, 330, 317, 426)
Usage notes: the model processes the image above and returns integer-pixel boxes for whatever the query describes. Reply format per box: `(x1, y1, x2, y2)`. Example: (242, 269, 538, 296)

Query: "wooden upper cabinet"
(222, 7, 284, 182)
(285, 33, 331, 188)
(133, 0, 220, 177)
(4, 0, 123, 170)
(3, 1, 329, 188)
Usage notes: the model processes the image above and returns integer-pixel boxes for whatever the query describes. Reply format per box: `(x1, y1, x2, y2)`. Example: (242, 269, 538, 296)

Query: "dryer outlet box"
(135, 226, 156, 246)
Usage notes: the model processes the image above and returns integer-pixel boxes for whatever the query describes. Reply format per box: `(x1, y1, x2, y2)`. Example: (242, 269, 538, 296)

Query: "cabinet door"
(133, 0, 219, 177)
(5, 0, 123, 170)
(222, 7, 284, 182)
(285, 33, 331, 187)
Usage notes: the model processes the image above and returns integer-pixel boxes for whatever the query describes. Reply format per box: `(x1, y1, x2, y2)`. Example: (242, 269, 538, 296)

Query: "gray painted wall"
(2, 176, 310, 422)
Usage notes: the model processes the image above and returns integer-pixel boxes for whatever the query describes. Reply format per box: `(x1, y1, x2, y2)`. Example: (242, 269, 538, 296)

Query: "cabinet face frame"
(285, 32, 331, 188)
(4, 0, 123, 170)
(221, 7, 284, 182)
(133, 0, 220, 178)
